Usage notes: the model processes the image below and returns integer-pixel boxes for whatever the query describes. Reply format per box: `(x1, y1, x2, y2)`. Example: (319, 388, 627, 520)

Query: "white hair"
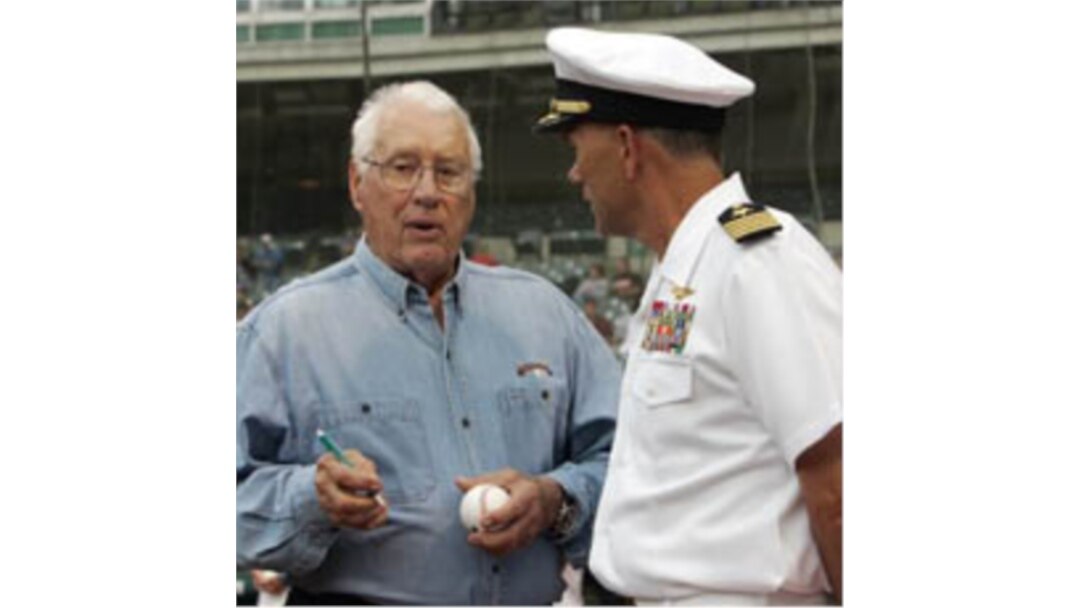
(350, 80, 483, 178)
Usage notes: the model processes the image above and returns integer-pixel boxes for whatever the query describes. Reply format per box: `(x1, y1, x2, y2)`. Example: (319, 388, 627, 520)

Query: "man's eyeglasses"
(361, 156, 473, 195)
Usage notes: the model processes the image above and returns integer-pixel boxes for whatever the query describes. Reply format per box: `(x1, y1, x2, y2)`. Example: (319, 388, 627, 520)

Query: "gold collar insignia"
(671, 285, 695, 301)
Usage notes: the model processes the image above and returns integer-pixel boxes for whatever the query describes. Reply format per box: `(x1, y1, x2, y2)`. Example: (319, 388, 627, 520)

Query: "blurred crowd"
(236, 231, 358, 321)
(237, 233, 646, 359)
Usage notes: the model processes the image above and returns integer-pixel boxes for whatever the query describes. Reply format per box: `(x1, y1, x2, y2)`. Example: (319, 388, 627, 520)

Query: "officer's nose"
(567, 160, 582, 184)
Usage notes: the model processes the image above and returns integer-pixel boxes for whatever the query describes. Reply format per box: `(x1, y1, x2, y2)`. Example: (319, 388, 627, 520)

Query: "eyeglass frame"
(360, 155, 474, 195)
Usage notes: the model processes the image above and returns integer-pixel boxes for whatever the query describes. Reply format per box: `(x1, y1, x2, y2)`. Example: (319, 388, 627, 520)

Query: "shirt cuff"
(541, 468, 588, 545)
(289, 466, 340, 573)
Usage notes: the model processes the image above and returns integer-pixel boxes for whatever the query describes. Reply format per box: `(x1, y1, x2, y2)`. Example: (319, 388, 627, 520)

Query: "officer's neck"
(637, 157, 725, 260)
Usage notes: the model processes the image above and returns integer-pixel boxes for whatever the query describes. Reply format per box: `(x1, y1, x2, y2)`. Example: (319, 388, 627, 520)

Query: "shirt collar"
(658, 172, 751, 288)
(352, 237, 468, 315)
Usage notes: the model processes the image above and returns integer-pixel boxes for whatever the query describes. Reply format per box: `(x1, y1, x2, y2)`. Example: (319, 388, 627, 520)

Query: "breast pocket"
(629, 356, 698, 471)
(631, 355, 694, 408)
(318, 398, 435, 505)
(496, 376, 566, 474)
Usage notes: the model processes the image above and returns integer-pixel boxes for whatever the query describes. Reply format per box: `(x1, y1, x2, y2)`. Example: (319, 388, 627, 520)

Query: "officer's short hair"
(640, 128, 724, 165)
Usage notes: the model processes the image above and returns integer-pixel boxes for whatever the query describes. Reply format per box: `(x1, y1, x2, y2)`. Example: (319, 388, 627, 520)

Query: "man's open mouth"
(404, 219, 442, 237)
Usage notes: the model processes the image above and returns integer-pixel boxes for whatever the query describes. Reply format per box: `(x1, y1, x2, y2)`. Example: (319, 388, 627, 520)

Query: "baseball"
(459, 483, 510, 533)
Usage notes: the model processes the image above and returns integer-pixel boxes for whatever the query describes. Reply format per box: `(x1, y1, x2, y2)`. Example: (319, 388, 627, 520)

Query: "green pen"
(317, 428, 387, 507)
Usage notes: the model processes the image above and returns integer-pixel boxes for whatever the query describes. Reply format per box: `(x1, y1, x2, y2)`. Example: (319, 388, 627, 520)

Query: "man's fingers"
(251, 571, 287, 595)
(466, 490, 548, 557)
(455, 468, 519, 493)
(336, 494, 384, 518)
(338, 474, 383, 496)
(482, 475, 542, 528)
(358, 505, 390, 530)
(321, 452, 383, 495)
(315, 464, 343, 504)
(317, 465, 381, 503)
(482, 492, 528, 529)
(327, 496, 385, 529)
(343, 449, 377, 474)
(315, 455, 388, 529)
(334, 500, 387, 529)
(453, 477, 475, 492)
(467, 519, 530, 556)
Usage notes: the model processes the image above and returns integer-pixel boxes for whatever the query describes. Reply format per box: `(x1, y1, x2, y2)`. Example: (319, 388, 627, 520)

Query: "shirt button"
(461, 417, 471, 429)
(361, 403, 372, 414)
(541, 390, 550, 401)
(491, 564, 500, 574)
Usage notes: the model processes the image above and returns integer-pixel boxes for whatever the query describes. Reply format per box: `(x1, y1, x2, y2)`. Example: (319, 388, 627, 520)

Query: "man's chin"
(404, 246, 456, 275)
(591, 216, 612, 237)
(587, 205, 610, 235)
(404, 238, 447, 254)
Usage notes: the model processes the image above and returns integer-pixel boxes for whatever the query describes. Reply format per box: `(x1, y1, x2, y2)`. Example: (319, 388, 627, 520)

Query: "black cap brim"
(534, 79, 727, 135)
(533, 112, 583, 134)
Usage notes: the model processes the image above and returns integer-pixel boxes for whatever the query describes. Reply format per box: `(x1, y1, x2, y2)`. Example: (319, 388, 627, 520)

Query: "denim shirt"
(236, 240, 620, 604)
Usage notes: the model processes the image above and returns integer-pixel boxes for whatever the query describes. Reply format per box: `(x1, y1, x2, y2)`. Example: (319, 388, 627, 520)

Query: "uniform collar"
(657, 172, 751, 288)
(352, 237, 467, 315)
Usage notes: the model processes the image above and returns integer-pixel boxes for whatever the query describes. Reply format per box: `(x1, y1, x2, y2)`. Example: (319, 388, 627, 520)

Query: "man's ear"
(347, 161, 364, 213)
(615, 124, 641, 180)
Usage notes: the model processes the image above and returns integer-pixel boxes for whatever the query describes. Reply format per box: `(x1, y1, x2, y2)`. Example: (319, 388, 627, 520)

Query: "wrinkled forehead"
(374, 101, 471, 162)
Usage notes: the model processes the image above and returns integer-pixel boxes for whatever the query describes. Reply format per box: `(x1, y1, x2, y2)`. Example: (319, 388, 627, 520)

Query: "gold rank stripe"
(723, 212, 780, 241)
(550, 99, 591, 114)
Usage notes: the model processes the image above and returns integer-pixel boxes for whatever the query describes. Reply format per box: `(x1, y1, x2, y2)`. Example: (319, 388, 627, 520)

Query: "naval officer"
(536, 27, 843, 605)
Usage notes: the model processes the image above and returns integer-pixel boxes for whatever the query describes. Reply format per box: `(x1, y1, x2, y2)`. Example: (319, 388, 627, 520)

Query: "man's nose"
(411, 167, 441, 205)
(567, 161, 582, 184)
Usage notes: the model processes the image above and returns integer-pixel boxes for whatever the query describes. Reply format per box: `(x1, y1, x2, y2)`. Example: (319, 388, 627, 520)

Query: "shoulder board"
(718, 202, 782, 244)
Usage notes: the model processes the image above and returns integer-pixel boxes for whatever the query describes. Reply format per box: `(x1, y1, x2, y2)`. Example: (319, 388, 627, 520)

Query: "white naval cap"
(535, 27, 755, 133)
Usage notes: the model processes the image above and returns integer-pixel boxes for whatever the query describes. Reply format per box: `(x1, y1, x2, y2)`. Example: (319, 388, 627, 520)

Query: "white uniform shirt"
(589, 173, 842, 600)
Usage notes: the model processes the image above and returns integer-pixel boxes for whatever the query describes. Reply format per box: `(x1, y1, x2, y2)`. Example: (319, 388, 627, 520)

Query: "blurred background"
(236, 1, 841, 602)
(236, 1, 841, 302)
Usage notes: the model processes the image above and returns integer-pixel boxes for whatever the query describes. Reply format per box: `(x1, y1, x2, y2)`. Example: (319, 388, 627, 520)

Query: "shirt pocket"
(631, 355, 693, 408)
(496, 376, 566, 474)
(318, 398, 435, 505)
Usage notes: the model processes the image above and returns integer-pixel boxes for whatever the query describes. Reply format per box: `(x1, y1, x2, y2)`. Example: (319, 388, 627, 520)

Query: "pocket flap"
(631, 356, 693, 406)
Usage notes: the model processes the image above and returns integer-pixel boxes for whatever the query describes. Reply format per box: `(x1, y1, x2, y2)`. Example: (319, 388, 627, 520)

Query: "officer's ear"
(615, 124, 642, 181)
(348, 160, 365, 214)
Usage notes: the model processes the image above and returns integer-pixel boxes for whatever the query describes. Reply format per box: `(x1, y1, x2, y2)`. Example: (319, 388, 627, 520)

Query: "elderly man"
(536, 28, 843, 605)
(237, 80, 620, 605)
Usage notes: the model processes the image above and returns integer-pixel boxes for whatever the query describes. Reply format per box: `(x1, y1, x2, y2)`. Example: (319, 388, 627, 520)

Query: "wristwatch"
(550, 492, 580, 541)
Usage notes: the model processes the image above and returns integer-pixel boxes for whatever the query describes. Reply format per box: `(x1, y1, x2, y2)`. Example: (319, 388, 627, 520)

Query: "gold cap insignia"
(549, 99, 591, 115)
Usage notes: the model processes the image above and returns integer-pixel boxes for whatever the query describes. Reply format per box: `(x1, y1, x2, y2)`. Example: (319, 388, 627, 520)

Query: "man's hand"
(314, 449, 389, 530)
(455, 468, 563, 557)
(796, 424, 842, 603)
(250, 570, 288, 595)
